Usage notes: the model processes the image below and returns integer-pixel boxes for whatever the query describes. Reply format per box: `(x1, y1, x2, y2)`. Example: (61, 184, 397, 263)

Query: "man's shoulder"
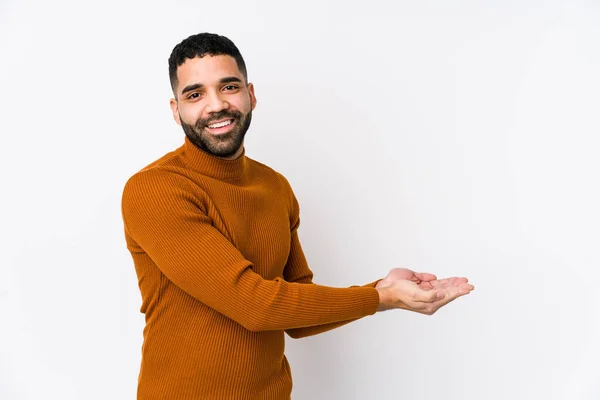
(122, 145, 191, 198)
(135, 144, 185, 175)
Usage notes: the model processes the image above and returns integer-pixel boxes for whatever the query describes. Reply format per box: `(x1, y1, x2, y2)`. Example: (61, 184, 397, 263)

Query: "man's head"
(168, 33, 256, 159)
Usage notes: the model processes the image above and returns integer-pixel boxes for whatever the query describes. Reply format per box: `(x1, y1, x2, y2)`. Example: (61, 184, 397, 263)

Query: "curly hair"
(168, 33, 248, 95)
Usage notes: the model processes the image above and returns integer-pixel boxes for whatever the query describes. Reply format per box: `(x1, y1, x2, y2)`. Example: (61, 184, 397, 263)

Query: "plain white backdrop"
(1, 1, 599, 399)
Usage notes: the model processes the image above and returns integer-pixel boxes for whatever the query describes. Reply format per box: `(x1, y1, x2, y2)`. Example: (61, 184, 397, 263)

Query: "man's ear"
(247, 83, 257, 111)
(170, 98, 182, 125)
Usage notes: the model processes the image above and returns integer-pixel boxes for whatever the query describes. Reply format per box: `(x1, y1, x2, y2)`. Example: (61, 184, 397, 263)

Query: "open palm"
(376, 268, 473, 296)
(376, 268, 438, 290)
(376, 268, 474, 314)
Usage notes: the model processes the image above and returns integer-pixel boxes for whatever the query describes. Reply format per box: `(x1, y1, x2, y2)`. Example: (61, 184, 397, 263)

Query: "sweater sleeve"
(121, 169, 380, 332)
(282, 189, 382, 339)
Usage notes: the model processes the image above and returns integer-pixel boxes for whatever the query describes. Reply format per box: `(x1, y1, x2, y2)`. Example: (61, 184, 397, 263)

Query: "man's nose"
(204, 90, 229, 114)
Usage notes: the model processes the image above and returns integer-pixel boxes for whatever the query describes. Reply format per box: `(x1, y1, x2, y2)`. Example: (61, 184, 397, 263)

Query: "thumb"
(376, 277, 392, 288)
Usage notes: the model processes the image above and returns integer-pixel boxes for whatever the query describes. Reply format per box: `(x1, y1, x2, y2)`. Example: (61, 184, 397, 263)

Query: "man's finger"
(458, 283, 475, 294)
(436, 283, 474, 303)
(415, 272, 437, 282)
(429, 277, 469, 288)
(412, 288, 445, 303)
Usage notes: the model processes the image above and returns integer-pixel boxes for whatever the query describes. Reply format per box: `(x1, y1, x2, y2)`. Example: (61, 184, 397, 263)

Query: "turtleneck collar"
(180, 136, 249, 182)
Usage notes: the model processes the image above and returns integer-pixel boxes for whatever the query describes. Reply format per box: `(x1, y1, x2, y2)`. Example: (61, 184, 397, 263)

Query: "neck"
(181, 136, 248, 183)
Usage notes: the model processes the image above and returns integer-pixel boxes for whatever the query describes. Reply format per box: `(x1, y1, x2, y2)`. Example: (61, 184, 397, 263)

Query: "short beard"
(180, 109, 252, 158)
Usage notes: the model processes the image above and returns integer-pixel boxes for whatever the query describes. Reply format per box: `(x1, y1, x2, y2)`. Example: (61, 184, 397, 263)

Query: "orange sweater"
(121, 137, 381, 399)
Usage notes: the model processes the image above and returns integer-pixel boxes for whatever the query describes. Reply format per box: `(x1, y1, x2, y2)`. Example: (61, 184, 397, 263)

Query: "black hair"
(168, 33, 248, 96)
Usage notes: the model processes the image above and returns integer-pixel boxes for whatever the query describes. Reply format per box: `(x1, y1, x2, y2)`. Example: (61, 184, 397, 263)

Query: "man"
(121, 32, 474, 399)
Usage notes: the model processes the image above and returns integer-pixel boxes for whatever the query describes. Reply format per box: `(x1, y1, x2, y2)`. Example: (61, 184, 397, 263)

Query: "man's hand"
(375, 268, 474, 314)
(376, 268, 438, 290)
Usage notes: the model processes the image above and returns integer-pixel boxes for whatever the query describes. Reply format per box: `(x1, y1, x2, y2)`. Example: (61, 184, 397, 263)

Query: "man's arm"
(282, 227, 382, 339)
(280, 177, 474, 338)
(278, 176, 383, 339)
(122, 169, 381, 332)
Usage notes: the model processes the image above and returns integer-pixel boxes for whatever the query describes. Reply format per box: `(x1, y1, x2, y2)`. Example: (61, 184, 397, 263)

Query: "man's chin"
(203, 138, 243, 158)
(182, 119, 247, 158)
(211, 147, 242, 158)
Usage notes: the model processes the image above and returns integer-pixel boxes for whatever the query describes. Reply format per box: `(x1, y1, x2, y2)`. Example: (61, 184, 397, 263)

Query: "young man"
(121, 33, 474, 399)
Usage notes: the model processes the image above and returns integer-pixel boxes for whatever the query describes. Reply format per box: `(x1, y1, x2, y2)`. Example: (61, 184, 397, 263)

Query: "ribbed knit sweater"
(121, 137, 381, 399)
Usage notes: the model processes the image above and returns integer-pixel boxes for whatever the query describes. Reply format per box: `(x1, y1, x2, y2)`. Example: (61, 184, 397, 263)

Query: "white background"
(1, 1, 599, 399)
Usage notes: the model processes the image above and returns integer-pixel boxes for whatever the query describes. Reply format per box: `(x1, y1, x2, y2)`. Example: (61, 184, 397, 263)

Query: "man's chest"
(201, 183, 292, 279)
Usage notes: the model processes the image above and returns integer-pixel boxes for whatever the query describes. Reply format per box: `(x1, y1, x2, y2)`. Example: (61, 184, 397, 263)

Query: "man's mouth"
(207, 119, 235, 129)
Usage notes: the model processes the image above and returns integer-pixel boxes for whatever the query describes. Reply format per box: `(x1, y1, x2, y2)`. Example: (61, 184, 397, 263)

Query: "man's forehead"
(177, 55, 243, 86)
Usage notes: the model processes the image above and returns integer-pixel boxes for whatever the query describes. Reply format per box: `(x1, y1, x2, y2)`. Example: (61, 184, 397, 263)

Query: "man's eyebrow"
(180, 77, 244, 96)
(220, 76, 243, 84)
(181, 83, 203, 96)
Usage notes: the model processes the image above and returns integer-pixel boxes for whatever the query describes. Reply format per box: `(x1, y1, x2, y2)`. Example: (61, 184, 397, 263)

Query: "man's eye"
(188, 93, 201, 99)
(224, 85, 238, 91)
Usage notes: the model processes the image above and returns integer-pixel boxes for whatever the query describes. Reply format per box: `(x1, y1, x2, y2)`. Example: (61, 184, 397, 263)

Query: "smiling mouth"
(207, 119, 234, 129)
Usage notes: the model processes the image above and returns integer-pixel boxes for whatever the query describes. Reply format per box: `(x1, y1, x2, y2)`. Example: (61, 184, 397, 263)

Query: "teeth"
(208, 120, 233, 129)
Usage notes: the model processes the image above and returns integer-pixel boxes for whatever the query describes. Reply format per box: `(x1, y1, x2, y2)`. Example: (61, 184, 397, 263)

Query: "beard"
(180, 109, 252, 158)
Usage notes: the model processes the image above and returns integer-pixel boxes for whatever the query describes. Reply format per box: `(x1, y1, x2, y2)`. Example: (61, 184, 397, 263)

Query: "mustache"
(196, 111, 243, 129)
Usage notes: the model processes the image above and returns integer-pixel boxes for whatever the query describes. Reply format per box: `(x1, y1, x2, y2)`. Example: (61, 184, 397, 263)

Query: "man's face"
(170, 55, 257, 159)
